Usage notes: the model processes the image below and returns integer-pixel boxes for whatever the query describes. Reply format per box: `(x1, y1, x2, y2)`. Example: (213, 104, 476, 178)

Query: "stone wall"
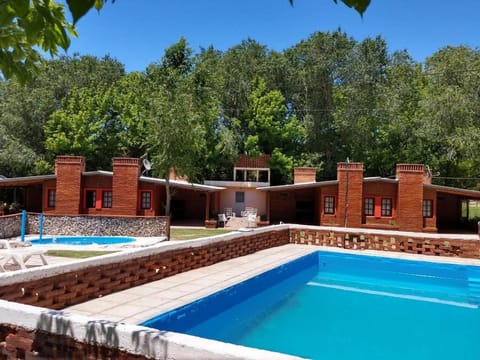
(0, 214, 21, 239)
(26, 214, 170, 238)
(290, 226, 480, 259)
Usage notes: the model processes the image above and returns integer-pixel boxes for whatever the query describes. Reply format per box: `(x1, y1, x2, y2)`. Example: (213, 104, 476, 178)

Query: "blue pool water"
(30, 236, 135, 245)
(142, 251, 480, 359)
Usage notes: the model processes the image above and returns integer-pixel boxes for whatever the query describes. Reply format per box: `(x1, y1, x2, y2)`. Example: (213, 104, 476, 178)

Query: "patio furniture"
(224, 208, 234, 219)
(247, 213, 257, 228)
(0, 240, 48, 271)
(218, 213, 228, 228)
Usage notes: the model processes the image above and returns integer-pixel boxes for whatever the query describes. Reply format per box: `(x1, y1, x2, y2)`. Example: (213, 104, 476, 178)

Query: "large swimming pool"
(30, 236, 135, 246)
(142, 251, 480, 359)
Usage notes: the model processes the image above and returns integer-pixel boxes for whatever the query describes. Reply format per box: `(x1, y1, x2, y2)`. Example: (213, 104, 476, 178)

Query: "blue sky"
(64, 0, 480, 72)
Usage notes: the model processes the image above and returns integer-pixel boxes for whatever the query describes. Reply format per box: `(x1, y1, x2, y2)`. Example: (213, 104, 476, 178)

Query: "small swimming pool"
(30, 236, 135, 246)
(142, 251, 480, 359)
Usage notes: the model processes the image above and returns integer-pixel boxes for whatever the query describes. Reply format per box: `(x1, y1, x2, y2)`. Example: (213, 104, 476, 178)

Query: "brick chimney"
(112, 158, 141, 216)
(294, 167, 316, 184)
(336, 162, 364, 228)
(396, 164, 424, 231)
(54, 156, 85, 214)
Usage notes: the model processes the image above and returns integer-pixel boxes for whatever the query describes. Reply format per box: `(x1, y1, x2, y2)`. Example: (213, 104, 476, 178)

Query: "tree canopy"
(1, 34, 479, 192)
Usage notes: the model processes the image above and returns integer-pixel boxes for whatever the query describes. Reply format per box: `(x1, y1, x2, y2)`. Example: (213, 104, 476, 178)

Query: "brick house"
(0, 156, 223, 224)
(261, 162, 480, 233)
(2, 156, 480, 233)
(204, 154, 271, 217)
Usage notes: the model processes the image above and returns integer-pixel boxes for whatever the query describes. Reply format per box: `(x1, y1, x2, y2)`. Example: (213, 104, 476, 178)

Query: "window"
(423, 199, 433, 218)
(324, 196, 335, 215)
(85, 190, 96, 208)
(364, 197, 374, 216)
(381, 198, 392, 217)
(235, 191, 245, 203)
(47, 189, 56, 208)
(102, 191, 112, 208)
(140, 191, 151, 209)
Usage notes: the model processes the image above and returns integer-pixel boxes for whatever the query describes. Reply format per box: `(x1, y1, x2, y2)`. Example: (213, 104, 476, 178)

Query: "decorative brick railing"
(0, 228, 290, 309)
(290, 226, 480, 259)
(27, 214, 170, 238)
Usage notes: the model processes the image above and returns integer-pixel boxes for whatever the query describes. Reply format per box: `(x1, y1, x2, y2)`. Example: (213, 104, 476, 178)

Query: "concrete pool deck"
(64, 243, 480, 325)
(65, 244, 319, 324)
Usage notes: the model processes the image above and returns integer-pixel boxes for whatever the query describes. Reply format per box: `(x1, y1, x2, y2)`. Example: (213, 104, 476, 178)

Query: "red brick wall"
(337, 162, 364, 228)
(423, 187, 437, 231)
(112, 158, 140, 216)
(294, 167, 316, 184)
(290, 228, 480, 258)
(363, 182, 398, 229)
(0, 229, 290, 309)
(0, 325, 145, 360)
(53, 156, 85, 215)
(396, 164, 424, 231)
(320, 184, 339, 225)
(42, 179, 56, 214)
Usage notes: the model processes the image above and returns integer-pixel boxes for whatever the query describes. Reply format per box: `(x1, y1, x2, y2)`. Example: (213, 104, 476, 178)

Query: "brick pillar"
(294, 167, 316, 184)
(54, 156, 85, 214)
(112, 158, 141, 216)
(337, 162, 364, 228)
(396, 164, 424, 232)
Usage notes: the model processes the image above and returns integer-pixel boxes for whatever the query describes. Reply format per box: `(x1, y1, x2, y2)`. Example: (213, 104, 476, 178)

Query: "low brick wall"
(0, 301, 298, 360)
(0, 228, 290, 309)
(27, 213, 170, 238)
(0, 214, 21, 239)
(290, 226, 480, 259)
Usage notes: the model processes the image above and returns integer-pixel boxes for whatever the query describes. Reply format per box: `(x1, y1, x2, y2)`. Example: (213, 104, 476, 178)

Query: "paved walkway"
(66, 244, 318, 324)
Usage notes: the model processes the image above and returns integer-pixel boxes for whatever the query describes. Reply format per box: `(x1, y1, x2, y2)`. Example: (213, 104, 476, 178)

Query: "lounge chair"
(0, 240, 48, 271)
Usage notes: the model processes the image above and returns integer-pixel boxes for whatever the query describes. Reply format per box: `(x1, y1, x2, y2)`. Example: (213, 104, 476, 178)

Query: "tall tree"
(145, 39, 218, 215)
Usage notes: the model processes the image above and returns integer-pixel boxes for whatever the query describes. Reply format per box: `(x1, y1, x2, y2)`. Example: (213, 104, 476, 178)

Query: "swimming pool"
(142, 251, 480, 359)
(30, 236, 135, 246)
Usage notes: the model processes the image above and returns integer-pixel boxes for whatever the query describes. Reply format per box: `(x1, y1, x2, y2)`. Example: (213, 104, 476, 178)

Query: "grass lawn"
(46, 250, 117, 258)
(170, 228, 232, 240)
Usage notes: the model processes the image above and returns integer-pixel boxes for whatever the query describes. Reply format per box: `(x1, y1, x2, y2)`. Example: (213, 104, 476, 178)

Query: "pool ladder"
(468, 277, 480, 303)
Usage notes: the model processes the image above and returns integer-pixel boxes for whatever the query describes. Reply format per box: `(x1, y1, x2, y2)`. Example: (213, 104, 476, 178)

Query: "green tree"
(284, 30, 355, 177)
(418, 46, 480, 187)
(244, 77, 306, 183)
(0, 54, 124, 176)
(145, 39, 219, 215)
(44, 84, 125, 169)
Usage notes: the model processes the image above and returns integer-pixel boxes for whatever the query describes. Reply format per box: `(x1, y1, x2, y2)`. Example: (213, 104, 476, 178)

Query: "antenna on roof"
(142, 158, 152, 176)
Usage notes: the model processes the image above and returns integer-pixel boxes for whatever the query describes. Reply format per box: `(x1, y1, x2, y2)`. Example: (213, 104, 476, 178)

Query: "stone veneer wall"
(290, 226, 480, 259)
(0, 214, 21, 239)
(26, 214, 170, 238)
